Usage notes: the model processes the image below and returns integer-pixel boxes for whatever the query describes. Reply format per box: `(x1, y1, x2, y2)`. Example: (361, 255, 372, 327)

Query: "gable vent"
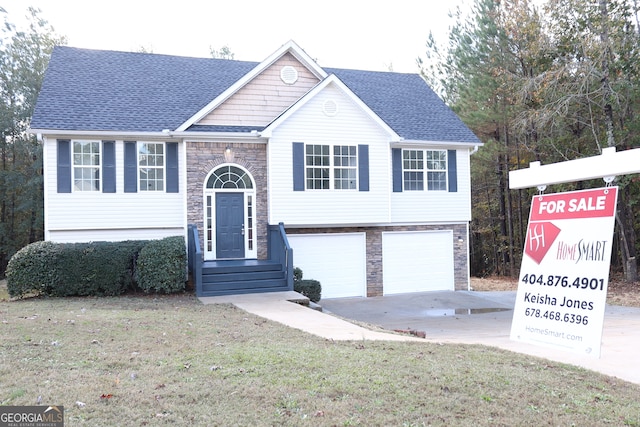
(323, 99, 338, 117)
(280, 66, 298, 84)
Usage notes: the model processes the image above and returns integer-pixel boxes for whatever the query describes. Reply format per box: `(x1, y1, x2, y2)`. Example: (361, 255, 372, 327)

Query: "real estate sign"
(510, 187, 618, 358)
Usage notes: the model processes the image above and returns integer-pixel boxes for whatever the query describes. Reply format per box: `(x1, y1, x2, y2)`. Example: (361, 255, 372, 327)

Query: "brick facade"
(186, 142, 269, 260)
(286, 224, 469, 296)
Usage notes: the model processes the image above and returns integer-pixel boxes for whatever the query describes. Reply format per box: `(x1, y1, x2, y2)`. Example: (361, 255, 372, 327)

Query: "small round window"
(280, 66, 298, 85)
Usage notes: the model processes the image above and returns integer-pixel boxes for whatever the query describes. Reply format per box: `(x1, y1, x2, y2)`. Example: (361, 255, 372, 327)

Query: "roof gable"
(194, 52, 320, 128)
(177, 40, 325, 131)
(261, 74, 399, 140)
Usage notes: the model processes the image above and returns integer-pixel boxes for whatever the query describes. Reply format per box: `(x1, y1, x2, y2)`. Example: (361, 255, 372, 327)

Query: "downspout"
(467, 145, 479, 290)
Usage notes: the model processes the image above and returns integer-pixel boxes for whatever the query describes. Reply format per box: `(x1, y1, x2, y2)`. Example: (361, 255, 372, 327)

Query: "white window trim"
(305, 143, 358, 191)
(138, 142, 165, 192)
(402, 148, 448, 192)
(72, 139, 101, 192)
(203, 163, 258, 260)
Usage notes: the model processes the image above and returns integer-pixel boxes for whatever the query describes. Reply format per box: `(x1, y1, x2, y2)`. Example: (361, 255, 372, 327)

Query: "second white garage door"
(382, 230, 454, 295)
(287, 233, 367, 299)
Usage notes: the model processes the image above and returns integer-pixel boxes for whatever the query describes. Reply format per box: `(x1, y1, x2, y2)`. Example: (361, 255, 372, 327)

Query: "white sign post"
(510, 187, 618, 358)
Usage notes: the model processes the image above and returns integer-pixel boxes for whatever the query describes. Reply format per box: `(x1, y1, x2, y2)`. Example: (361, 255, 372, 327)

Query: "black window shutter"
(166, 142, 179, 193)
(292, 142, 305, 191)
(124, 141, 137, 193)
(447, 149, 458, 192)
(358, 144, 369, 191)
(57, 139, 72, 193)
(102, 141, 116, 193)
(392, 148, 403, 192)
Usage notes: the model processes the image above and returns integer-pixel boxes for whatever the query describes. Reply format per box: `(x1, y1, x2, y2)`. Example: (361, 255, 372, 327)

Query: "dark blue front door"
(216, 192, 245, 258)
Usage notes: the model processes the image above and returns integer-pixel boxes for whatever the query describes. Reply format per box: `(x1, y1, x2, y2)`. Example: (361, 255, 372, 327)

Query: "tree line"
(0, 7, 64, 276)
(421, 0, 640, 282)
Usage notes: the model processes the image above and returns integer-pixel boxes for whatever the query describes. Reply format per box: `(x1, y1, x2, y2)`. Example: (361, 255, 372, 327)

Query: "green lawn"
(1, 291, 639, 426)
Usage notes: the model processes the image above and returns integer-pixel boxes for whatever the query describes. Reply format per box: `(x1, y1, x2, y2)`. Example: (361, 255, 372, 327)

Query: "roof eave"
(29, 128, 268, 141)
(29, 128, 176, 138)
(393, 139, 483, 148)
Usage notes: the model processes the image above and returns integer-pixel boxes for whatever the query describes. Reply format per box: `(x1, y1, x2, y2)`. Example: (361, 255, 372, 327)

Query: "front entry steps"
(200, 259, 289, 297)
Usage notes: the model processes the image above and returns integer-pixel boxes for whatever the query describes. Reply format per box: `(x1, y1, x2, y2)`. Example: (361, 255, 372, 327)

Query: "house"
(30, 40, 482, 299)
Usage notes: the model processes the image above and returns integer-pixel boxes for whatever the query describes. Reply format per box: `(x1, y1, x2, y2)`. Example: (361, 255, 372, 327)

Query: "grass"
(0, 287, 639, 426)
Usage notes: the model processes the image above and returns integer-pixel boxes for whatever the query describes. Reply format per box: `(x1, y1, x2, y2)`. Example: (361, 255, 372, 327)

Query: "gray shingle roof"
(31, 46, 480, 144)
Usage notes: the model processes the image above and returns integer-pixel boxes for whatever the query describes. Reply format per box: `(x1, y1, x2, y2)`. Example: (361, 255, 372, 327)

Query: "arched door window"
(206, 165, 253, 189)
(203, 165, 256, 260)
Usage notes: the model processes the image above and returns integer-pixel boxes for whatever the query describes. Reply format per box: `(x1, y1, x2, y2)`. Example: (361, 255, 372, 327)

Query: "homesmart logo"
(0, 406, 64, 427)
(524, 221, 561, 265)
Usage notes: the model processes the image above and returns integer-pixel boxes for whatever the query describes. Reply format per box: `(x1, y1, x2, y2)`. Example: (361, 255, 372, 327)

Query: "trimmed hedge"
(6, 237, 187, 298)
(6, 241, 60, 297)
(6, 240, 147, 297)
(293, 267, 322, 302)
(135, 236, 187, 293)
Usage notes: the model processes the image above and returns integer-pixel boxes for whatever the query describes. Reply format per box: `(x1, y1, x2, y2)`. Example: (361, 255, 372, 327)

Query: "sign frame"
(510, 186, 618, 358)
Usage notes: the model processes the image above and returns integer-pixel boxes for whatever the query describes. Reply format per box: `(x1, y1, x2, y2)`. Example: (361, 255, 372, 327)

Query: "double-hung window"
(305, 144, 357, 190)
(305, 144, 330, 189)
(73, 140, 100, 191)
(333, 145, 357, 189)
(139, 143, 164, 191)
(402, 149, 448, 191)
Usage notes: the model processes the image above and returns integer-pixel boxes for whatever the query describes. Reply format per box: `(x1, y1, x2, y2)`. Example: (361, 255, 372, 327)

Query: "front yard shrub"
(293, 267, 322, 302)
(135, 236, 187, 293)
(296, 279, 322, 303)
(6, 241, 59, 297)
(6, 240, 147, 297)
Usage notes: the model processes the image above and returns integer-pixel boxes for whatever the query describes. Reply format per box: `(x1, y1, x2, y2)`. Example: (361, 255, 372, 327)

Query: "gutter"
(28, 128, 267, 141)
(392, 139, 483, 149)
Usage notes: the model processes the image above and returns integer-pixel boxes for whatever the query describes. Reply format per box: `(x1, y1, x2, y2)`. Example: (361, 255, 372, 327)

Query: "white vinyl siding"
(382, 231, 454, 294)
(268, 84, 473, 226)
(44, 138, 185, 242)
(287, 233, 366, 298)
(268, 84, 391, 225)
(391, 149, 472, 222)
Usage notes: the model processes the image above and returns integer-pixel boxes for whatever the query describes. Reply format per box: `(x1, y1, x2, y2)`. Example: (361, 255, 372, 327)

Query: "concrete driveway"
(322, 290, 517, 340)
(321, 290, 640, 385)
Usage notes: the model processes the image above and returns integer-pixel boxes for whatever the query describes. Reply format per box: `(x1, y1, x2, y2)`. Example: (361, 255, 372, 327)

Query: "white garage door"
(287, 233, 366, 299)
(382, 231, 454, 295)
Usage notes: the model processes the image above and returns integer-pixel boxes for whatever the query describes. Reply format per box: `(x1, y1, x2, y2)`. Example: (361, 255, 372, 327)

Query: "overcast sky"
(2, 0, 468, 73)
